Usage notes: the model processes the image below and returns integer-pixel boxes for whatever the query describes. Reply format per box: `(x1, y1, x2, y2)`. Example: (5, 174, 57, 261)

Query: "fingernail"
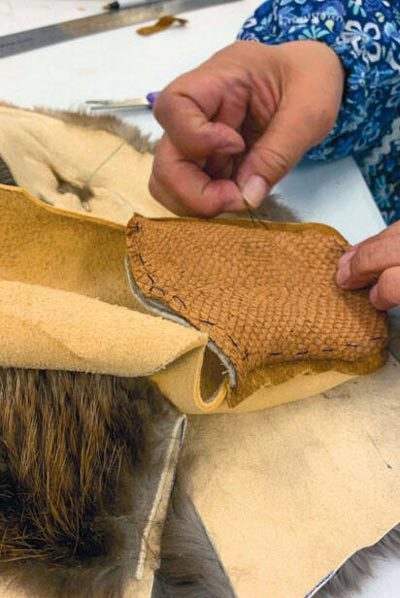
(338, 248, 357, 265)
(336, 249, 356, 287)
(241, 175, 269, 208)
(336, 262, 352, 287)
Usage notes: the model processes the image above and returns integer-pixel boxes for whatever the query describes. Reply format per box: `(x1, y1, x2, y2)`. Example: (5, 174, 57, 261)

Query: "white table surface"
(0, 1, 398, 597)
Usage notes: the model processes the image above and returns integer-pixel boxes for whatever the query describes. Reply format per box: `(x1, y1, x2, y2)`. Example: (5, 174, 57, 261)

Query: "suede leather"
(0, 184, 367, 413)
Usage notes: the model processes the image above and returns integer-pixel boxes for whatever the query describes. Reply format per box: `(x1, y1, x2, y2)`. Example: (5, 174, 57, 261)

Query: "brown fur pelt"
(0, 368, 176, 598)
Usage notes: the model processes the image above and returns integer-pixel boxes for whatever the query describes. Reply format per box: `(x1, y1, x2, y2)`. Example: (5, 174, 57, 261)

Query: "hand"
(336, 222, 400, 310)
(150, 40, 344, 217)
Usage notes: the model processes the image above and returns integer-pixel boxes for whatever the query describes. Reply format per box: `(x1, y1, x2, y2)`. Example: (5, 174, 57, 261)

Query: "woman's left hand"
(336, 222, 400, 310)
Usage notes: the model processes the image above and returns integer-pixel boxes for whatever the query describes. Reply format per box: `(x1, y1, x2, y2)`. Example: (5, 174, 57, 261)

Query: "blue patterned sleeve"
(237, 1, 400, 224)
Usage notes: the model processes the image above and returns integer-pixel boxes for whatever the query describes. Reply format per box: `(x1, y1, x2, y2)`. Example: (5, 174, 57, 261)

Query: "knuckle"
(253, 146, 289, 185)
(352, 245, 375, 277)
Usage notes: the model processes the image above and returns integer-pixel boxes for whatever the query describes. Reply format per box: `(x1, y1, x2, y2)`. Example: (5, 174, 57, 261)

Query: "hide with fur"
(0, 369, 185, 598)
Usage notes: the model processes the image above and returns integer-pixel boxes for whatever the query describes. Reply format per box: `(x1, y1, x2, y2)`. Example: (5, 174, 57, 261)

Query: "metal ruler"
(0, 0, 237, 59)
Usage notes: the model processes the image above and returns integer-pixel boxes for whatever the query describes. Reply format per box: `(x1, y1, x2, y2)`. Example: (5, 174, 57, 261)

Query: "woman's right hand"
(150, 39, 345, 217)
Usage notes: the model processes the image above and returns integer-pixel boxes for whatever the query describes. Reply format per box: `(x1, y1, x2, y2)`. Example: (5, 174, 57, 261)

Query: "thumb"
(236, 105, 328, 207)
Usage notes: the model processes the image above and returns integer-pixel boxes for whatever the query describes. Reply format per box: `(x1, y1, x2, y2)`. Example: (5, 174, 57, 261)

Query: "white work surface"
(0, 1, 397, 597)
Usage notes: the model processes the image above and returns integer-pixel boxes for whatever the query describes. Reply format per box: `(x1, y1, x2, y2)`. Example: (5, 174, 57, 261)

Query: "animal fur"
(0, 368, 176, 598)
(0, 154, 14, 187)
(154, 475, 236, 598)
(0, 101, 156, 157)
(316, 525, 400, 597)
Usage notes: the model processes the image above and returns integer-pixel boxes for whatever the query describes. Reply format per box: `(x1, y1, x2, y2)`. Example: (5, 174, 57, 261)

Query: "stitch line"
(150, 285, 165, 297)
(146, 272, 155, 284)
(199, 319, 215, 326)
(171, 295, 187, 309)
(228, 335, 240, 350)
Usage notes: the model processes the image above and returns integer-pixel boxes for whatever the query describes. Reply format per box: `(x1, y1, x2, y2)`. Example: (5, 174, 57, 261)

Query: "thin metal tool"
(85, 91, 159, 112)
(241, 195, 268, 229)
(0, 0, 238, 59)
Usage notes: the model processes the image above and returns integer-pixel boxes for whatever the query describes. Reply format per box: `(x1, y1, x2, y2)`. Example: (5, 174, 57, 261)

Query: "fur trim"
(33, 107, 157, 155)
(0, 101, 156, 155)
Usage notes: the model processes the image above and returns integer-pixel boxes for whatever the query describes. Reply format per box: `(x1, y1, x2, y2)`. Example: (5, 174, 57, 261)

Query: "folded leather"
(0, 183, 370, 414)
(126, 215, 388, 407)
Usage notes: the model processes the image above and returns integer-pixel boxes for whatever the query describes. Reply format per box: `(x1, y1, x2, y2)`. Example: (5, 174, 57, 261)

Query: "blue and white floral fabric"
(238, 0, 400, 224)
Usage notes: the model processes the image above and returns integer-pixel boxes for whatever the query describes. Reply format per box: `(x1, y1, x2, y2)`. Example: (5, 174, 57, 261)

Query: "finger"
(148, 173, 188, 216)
(344, 222, 400, 253)
(149, 136, 244, 217)
(336, 235, 400, 289)
(154, 83, 245, 158)
(235, 52, 342, 207)
(236, 100, 331, 207)
(205, 153, 234, 180)
(370, 267, 400, 310)
(149, 170, 243, 217)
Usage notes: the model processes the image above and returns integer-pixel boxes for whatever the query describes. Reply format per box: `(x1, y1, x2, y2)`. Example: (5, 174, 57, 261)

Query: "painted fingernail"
(336, 250, 356, 287)
(241, 175, 269, 208)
